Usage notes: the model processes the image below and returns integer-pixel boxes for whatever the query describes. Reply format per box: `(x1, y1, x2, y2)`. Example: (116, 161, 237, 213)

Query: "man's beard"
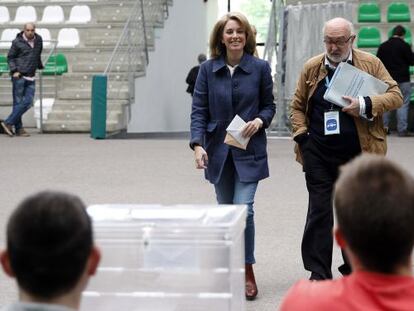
(327, 52, 345, 63)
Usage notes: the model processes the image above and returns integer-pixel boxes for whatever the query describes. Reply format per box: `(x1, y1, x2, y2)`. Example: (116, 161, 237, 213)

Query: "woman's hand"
(242, 118, 263, 138)
(194, 146, 208, 169)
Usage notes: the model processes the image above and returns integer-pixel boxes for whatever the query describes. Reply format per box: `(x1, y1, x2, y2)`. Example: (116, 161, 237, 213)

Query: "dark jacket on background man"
(8, 32, 43, 77)
(377, 37, 414, 83)
(186, 65, 200, 96)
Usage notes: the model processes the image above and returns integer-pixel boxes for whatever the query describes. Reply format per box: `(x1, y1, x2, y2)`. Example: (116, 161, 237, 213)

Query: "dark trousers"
(5, 77, 35, 132)
(301, 137, 358, 279)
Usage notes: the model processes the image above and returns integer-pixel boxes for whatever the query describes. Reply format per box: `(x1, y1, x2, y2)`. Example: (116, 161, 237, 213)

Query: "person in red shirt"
(280, 154, 414, 311)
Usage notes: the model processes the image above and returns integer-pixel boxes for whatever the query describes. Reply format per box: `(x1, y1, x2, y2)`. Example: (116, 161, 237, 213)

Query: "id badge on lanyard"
(324, 75, 340, 135)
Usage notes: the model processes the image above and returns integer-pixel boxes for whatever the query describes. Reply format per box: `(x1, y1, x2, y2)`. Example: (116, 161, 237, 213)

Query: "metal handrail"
(140, 0, 149, 66)
(102, 0, 151, 125)
(101, 0, 175, 132)
(39, 40, 58, 133)
(104, 0, 148, 75)
(163, 0, 169, 18)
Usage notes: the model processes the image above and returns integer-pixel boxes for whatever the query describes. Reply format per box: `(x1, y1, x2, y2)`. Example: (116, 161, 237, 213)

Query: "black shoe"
(0, 121, 13, 137)
(309, 272, 325, 281)
(338, 263, 352, 276)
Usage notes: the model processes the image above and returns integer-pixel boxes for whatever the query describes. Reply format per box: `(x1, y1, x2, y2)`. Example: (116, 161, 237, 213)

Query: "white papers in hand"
(225, 114, 250, 149)
(323, 62, 388, 108)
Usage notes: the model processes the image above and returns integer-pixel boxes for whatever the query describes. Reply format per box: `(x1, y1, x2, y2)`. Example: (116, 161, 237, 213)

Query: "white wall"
(128, 0, 218, 133)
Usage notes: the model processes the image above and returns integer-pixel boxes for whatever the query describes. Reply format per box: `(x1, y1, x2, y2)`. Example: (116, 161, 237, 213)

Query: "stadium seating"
(12, 5, 37, 23)
(57, 28, 79, 47)
(42, 53, 68, 76)
(357, 26, 382, 48)
(40, 5, 64, 24)
(0, 6, 10, 24)
(387, 2, 411, 22)
(387, 26, 412, 45)
(0, 0, 169, 132)
(36, 28, 52, 47)
(0, 28, 20, 48)
(358, 3, 381, 23)
(67, 5, 91, 23)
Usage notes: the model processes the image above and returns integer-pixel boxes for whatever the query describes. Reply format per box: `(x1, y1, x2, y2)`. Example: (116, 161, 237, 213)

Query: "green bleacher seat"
(410, 66, 414, 75)
(411, 91, 414, 103)
(387, 26, 412, 45)
(358, 3, 381, 22)
(357, 27, 381, 48)
(0, 54, 9, 74)
(42, 53, 68, 76)
(387, 2, 411, 22)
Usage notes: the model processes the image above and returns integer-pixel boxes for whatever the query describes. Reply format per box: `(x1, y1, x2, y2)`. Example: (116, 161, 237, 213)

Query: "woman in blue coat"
(190, 12, 275, 300)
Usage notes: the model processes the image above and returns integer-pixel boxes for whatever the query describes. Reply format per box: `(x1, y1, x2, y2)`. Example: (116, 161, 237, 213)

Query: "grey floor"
(1, 132, 414, 310)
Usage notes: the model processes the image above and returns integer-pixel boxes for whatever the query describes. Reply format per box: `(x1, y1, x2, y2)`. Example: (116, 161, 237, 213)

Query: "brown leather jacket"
(290, 48, 402, 164)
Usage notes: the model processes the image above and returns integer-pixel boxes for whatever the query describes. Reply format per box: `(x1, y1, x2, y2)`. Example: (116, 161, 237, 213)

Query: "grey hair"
(322, 18, 355, 36)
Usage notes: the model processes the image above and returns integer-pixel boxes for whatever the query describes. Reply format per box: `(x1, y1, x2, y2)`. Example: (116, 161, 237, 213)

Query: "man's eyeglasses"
(323, 35, 355, 47)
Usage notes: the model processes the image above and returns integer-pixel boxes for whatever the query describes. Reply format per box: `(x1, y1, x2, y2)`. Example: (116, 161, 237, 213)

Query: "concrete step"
(78, 28, 154, 46)
(0, 85, 57, 92)
(59, 89, 129, 100)
(47, 110, 121, 122)
(96, 5, 166, 21)
(83, 35, 153, 47)
(0, 94, 56, 106)
(60, 78, 129, 89)
(0, 76, 58, 83)
(65, 49, 151, 65)
(51, 99, 127, 112)
(42, 119, 123, 132)
(71, 62, 145, 73)
(57, 72, 132, 81)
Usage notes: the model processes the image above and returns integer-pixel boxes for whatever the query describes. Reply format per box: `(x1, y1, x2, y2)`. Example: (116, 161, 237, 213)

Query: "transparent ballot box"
(81, 204, 247, 311)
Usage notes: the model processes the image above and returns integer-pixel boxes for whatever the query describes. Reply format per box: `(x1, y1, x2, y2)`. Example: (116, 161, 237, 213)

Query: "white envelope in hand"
(224, 115, 250, 150)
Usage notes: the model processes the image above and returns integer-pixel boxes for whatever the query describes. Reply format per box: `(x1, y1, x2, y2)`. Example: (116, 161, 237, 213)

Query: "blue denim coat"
(190, 53, 275, 184)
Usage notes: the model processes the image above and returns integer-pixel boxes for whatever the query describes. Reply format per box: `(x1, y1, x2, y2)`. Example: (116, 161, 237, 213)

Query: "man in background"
(185, 53, 206, 96)
(377, 25, 414, 136)
(0, 23, 43, 137)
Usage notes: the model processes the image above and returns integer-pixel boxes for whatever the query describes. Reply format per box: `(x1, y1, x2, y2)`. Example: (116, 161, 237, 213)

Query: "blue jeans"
(383, 82, 412, 133)
(5, 77, 36, 132)
(214, 154, 258, 264)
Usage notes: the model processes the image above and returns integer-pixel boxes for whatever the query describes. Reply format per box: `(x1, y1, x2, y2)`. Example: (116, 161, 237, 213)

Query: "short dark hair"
(209, 12, 256, 59)
(392, 25, 406, 37)
(334, 155, 414, 273)
(7, 191, 93, 299)
(197, 53, 207, 64)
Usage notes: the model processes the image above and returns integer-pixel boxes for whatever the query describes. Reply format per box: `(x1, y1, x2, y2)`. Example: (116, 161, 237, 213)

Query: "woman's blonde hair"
(209, 12, 256, 59)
